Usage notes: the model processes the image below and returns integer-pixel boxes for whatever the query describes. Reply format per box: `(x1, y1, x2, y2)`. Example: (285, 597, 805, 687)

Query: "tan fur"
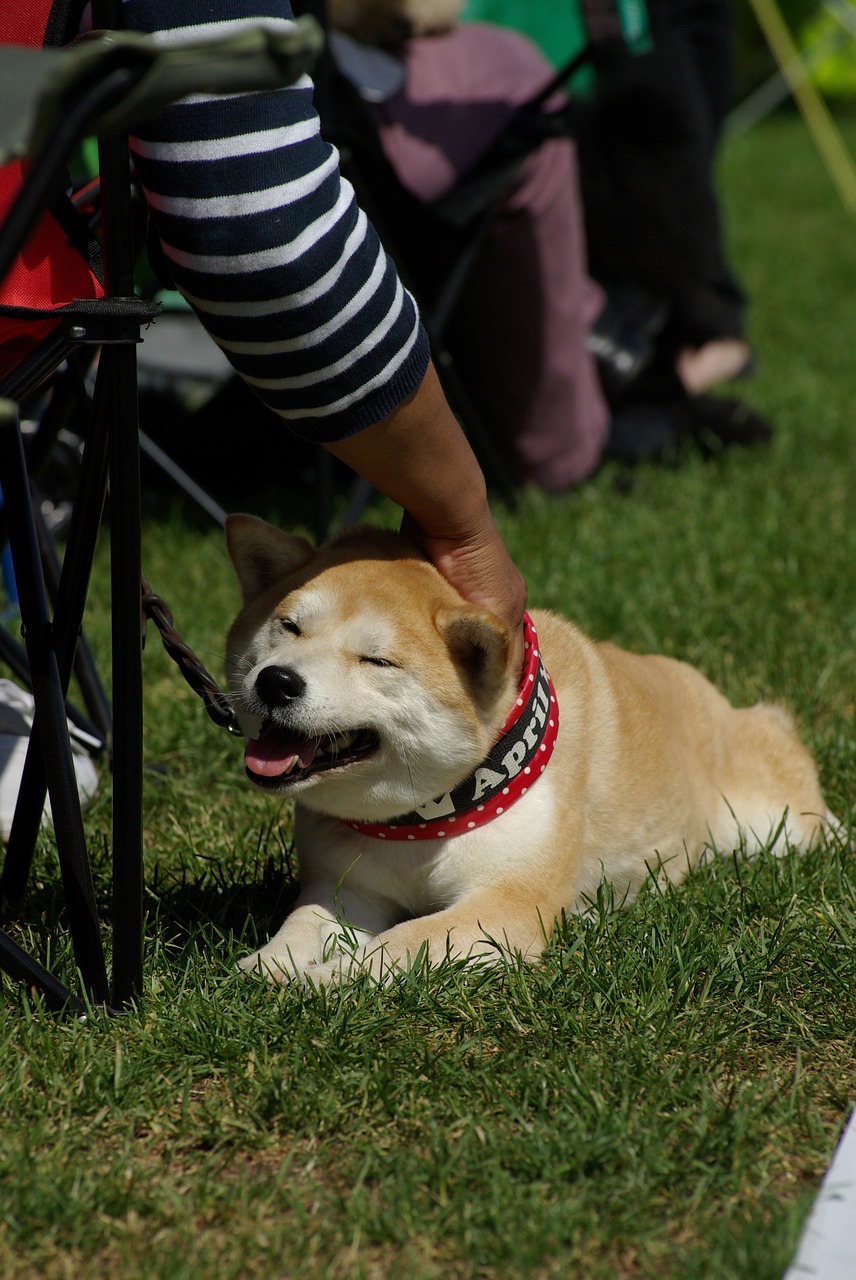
(327, 0, 463, 44)
(225, 517, 831, 986)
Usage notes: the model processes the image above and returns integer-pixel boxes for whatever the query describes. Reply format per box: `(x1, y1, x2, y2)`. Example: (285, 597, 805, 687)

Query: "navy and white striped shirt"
(123, 0, 430, 442)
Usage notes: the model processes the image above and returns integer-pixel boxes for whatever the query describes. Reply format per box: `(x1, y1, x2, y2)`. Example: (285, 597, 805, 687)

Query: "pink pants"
(376, 24, 609, 490)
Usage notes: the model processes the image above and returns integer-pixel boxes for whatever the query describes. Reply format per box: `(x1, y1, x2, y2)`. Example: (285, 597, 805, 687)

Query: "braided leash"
(140, 573, 242, 737)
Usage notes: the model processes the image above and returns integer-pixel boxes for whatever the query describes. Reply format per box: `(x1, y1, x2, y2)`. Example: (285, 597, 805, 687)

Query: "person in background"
(326, 0, 767, 474)
(574, 0, 753, 397)
(327, 0, 611, 490)
(461, 0, 753, 396)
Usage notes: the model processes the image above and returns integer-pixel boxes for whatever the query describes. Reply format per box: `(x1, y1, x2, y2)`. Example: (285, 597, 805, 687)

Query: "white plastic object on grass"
(0, 678, 100, 840)
(784, 1106, 856, 1279)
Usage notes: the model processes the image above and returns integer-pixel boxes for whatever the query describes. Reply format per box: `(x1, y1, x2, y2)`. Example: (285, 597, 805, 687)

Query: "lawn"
(1, 110, 855, 1279)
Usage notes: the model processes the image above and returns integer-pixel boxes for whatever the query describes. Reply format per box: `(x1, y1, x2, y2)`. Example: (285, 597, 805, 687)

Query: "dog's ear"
(226, 514, 314, 603)
(435, 606, 512, 701)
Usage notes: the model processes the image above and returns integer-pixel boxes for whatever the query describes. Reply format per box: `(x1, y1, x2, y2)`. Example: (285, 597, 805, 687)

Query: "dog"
(225, 516, 830, 985)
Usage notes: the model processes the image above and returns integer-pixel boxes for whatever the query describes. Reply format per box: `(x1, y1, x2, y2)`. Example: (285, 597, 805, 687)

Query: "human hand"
(324, 362, 527, 672)
(402, 506, 527, 677)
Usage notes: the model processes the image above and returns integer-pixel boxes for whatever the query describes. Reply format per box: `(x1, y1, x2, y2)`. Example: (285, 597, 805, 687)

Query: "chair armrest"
(0, 15, 323, 165)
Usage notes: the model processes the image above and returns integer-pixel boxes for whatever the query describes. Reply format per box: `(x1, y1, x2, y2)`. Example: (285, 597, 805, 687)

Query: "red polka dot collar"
(345, 612, 559, 841)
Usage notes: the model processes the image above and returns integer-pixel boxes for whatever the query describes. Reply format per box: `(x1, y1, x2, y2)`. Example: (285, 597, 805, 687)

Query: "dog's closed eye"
(360, 655, 400, 669)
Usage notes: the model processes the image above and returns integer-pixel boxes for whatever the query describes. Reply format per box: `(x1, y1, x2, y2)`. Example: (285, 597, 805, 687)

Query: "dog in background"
(225, 516, 831, 986)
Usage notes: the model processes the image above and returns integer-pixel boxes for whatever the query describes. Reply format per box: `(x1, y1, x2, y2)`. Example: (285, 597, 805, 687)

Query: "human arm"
(122, 0, 524, 649)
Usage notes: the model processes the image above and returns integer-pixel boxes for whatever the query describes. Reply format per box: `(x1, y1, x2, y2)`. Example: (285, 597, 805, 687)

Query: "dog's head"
(225, 516, 518, 822)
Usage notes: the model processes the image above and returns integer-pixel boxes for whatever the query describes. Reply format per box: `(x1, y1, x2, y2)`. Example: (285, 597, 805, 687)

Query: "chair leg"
(36, 504, 113, 747)
(0, 927, 87, 1015)
(104, 343, 144, 1009)
(0, 357, 113, 907)
(0, 401, 109, 1004)
(0, 344, 145, 1011)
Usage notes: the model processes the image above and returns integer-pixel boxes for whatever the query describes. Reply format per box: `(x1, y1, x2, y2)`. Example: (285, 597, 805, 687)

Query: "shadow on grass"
(144, 842, 301, 955)
(1, 835, 301, 986)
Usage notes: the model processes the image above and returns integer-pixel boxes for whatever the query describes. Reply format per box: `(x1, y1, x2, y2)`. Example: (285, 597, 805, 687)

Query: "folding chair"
(0, 2, 322, 1014)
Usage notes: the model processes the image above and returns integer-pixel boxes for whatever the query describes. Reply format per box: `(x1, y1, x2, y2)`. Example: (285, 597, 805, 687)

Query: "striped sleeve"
(121, 0, 430, 442)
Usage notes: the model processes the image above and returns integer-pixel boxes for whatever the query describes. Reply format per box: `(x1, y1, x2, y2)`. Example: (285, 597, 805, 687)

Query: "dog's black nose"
(255, 665, 306, 706)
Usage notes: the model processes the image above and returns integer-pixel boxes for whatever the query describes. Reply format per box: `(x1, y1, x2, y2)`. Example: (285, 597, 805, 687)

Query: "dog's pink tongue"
(244, 734, 317, 778)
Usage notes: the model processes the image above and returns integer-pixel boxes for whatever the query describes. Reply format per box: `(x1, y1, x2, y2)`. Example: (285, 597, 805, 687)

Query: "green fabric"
(461, 0, 587, 68)
(460, 0, 651, 78)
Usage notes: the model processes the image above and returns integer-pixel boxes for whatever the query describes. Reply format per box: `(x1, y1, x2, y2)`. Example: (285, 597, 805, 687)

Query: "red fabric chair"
(0, 3, 105, 379)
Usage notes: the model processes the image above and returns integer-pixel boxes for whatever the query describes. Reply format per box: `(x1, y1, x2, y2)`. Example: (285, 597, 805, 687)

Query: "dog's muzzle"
(242, 664, 379, 788)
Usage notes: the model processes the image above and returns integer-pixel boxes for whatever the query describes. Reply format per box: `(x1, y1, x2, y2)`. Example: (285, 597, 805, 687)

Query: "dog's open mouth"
(244, 722, 379, 789)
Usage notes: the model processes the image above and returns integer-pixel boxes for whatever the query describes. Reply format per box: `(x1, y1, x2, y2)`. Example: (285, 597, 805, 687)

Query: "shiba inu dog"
(225, 516, 829, 985)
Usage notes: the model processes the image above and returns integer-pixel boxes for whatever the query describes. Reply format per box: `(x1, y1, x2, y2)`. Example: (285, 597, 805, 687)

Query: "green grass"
(1, 111, 855, 1279)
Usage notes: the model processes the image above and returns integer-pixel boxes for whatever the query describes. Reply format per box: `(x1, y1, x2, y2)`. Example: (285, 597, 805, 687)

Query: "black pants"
(576, 0, 745, 346)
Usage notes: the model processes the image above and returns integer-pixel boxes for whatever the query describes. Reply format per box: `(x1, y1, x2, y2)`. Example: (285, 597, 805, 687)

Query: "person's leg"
(666, 0, 751, 390)
(577, 0, 746, 355)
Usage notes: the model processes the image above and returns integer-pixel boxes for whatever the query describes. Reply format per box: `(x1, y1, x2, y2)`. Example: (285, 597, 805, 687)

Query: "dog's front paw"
(302, 944, 408, 988)
(298, 956, 368, 989)
(238, 949, 303, 984)
(237, 932, 400, 988)
(238, 951, 357, 989)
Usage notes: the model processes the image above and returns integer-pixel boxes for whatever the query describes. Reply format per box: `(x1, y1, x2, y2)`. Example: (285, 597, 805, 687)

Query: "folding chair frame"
(0, 5, 322, 1014)
(0, 67, 150, 1013)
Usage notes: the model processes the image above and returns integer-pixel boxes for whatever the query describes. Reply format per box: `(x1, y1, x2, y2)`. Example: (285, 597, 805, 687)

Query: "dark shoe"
(679, 393, 773, 454)
(605, 393, 773, 465)
(605, 403, 680, 462)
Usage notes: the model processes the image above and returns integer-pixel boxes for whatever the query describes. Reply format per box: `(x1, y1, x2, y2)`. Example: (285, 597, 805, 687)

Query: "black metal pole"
(94, 0, 145, 1009)
(104, 339, 144, 1010)
(0, 927, 86, 1016)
